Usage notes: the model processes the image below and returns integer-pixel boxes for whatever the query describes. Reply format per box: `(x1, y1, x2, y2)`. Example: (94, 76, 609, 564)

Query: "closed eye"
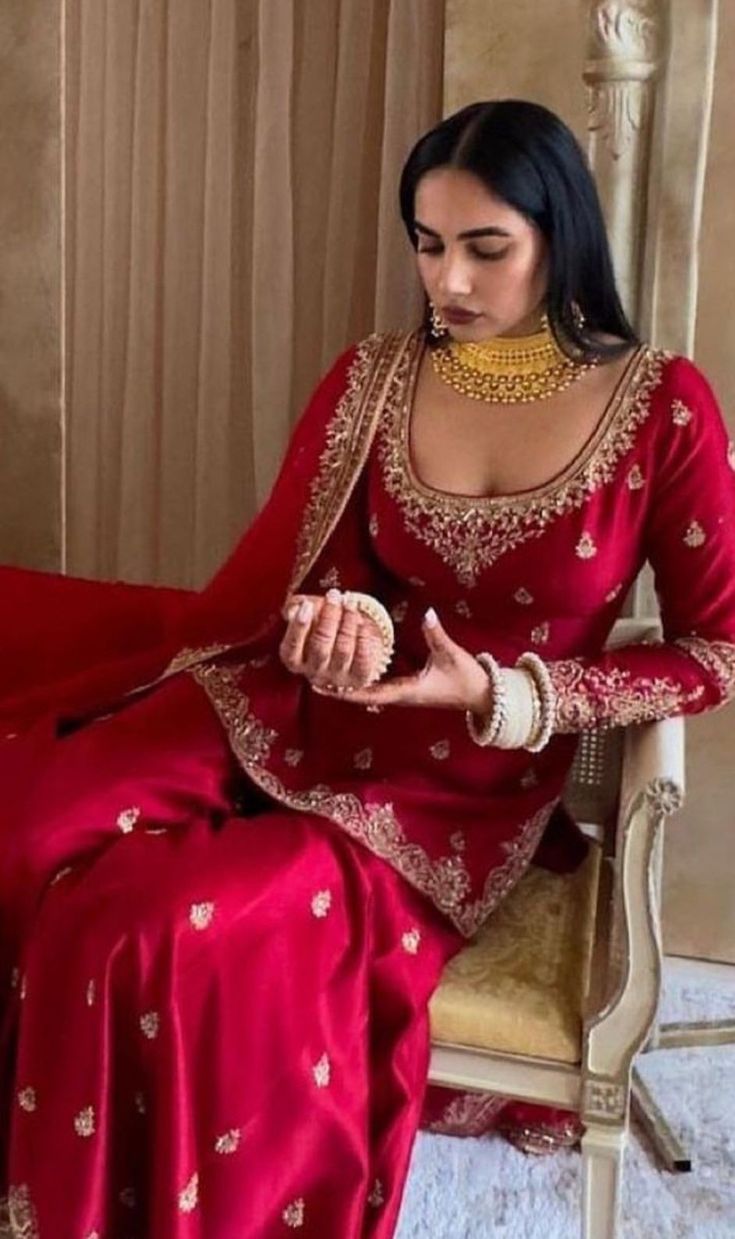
(471, 248, 509, 262)
(417, 245, 509, 262)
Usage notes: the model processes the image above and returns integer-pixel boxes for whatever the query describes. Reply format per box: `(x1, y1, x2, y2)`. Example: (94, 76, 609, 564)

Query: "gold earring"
(429, 302, 448, 340)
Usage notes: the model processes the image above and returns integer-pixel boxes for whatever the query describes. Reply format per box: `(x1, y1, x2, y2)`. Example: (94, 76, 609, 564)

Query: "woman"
(2, 99, 735, 1237)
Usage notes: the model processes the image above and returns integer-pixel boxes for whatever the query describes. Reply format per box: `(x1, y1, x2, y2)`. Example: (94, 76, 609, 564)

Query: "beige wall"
(695, 13, 735, 415)
(2, 1, 442, 591)
(0, 0, 62, 571)
(663, 12, 735, 962)
(444, 0, 588, 143)
(445, 0, 735, 962)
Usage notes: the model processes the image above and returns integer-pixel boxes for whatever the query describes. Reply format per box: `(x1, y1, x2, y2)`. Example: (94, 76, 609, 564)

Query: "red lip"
(442, 307, 480, 325)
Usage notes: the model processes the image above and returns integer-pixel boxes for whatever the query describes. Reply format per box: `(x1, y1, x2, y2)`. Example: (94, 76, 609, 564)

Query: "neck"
(456, 317, 552, 352)
(495, 311, 547, 340)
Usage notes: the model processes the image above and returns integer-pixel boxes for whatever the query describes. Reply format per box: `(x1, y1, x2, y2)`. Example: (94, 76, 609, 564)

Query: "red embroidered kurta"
(176, 331, 735, 938)
(2, 331, 735, 1233)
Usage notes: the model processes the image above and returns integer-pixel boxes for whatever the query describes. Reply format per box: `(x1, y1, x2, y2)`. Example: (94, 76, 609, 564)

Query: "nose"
(437, 246, 474, 300)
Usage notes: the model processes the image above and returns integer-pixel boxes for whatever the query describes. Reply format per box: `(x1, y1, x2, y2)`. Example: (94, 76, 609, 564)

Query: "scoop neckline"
(399, 335, 647, 507)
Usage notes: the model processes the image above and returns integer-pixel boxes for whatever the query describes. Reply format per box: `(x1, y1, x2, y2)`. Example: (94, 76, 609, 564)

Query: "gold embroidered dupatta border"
(288, 331, 414, 593)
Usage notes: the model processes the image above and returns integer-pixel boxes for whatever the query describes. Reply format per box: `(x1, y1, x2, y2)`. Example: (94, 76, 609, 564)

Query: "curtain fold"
(64, 0, 444, 587)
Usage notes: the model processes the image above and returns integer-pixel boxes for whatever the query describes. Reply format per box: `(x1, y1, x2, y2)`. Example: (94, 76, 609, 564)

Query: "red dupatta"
(0, 334, 411, 734)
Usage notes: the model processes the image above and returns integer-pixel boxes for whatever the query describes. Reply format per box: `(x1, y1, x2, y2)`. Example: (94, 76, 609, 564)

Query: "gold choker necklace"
(430, 321, 595, 404)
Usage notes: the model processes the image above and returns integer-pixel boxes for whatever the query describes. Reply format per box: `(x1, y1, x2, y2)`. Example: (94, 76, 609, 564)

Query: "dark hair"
(399, 99, 638, 360)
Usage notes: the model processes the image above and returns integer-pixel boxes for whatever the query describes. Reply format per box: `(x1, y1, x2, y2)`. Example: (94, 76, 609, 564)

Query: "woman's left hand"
(313, 608, 493, 713)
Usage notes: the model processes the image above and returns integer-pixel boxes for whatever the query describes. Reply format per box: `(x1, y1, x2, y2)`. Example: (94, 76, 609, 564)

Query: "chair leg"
(580, 1122, 626, 1239)
(631, 1066, 691, 1172)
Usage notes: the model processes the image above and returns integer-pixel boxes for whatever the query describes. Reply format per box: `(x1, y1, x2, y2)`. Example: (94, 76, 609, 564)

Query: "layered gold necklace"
(430, 318, 595, 404)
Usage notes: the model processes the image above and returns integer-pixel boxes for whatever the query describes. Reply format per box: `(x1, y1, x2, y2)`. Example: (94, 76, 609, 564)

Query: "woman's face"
(413, 167, 549, 341)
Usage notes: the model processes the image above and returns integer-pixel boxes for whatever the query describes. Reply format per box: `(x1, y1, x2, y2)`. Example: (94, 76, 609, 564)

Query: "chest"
(409, 353, 633, 498)
(366, 342, 661, 627)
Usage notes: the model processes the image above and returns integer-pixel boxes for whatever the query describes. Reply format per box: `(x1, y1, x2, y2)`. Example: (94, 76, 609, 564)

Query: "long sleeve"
(545, 357, 735, 733)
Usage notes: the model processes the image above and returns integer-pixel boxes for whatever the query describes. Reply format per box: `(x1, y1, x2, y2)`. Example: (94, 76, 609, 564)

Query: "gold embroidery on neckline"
(378, 340, 668, 587)
(189, 660, 554, 937)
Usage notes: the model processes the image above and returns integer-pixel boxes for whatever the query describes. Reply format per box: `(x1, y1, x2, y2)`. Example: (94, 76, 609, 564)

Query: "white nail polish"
(326, 588, 342, 604)
(424, 607, 438, 627)
(287, 604, 299, 622)
(298, 599, 313, 621)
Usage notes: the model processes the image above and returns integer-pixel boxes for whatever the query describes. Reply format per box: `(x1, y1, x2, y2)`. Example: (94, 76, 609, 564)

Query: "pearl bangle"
(515, 652, 556, 752)
(465, 652, 508, 746)
(466, 653, 557, 752)
(492, 669, 539, 749)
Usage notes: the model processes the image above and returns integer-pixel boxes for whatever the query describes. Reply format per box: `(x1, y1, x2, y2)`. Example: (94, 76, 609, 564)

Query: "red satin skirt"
(0, 674, 468, 1237)
(0, 674, 580, 1239)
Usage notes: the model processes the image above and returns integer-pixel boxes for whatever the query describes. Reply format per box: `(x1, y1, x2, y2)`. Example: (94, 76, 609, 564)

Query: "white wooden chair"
(427, 618, 685, 1239)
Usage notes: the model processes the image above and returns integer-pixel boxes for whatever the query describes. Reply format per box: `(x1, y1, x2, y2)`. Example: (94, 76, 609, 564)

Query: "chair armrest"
(580, 715, 685, 1122)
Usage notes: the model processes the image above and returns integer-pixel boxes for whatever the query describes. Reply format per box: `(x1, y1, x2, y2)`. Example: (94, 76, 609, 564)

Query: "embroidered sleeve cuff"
(674, 636, 735, 704)
(547, 658, 701, 731)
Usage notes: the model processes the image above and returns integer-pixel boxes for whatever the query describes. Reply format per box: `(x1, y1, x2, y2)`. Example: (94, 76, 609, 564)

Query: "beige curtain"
(63, 0, 444, 587)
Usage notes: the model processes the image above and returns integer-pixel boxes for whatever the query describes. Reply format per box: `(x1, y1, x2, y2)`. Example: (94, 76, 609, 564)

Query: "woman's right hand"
(279, 588, 384, 691)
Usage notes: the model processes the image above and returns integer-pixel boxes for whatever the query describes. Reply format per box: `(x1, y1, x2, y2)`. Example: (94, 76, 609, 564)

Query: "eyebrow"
(414, 220, 512, 240)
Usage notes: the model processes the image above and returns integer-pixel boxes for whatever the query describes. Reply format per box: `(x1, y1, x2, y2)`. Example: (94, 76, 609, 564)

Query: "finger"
(279, 598, 315, 671)
(421, 607, 458, 666)
(281, 595, 301, 621)
(280, 593, 318, 621)
(326, 595, 362, 677)
(348, 625, 383, 688)
(303, 588, 343, 676)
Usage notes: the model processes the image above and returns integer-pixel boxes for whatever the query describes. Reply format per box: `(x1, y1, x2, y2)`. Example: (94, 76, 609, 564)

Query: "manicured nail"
(298, 599, 314, 622)
(343, 594, 357, 612)
(424, 607, 438, 628)
(287, 604, 299, 622)
(326, 588, 341, 604)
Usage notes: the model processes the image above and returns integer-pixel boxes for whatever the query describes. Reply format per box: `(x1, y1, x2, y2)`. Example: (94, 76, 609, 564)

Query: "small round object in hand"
(339, 591, 395, 684)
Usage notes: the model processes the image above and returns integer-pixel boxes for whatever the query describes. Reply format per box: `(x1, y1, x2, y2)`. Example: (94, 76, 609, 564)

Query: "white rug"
(398, 960, 735, 1239)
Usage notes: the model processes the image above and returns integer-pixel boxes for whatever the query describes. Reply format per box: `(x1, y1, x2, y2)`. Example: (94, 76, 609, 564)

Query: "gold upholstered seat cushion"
(429, 843, 602, 1065)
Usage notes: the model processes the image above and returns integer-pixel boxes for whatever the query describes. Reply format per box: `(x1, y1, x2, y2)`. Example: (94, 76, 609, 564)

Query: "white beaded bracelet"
(515, 651, 556, 752)
(465, 652, 508, 746)
(492, 668, 539, 749)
